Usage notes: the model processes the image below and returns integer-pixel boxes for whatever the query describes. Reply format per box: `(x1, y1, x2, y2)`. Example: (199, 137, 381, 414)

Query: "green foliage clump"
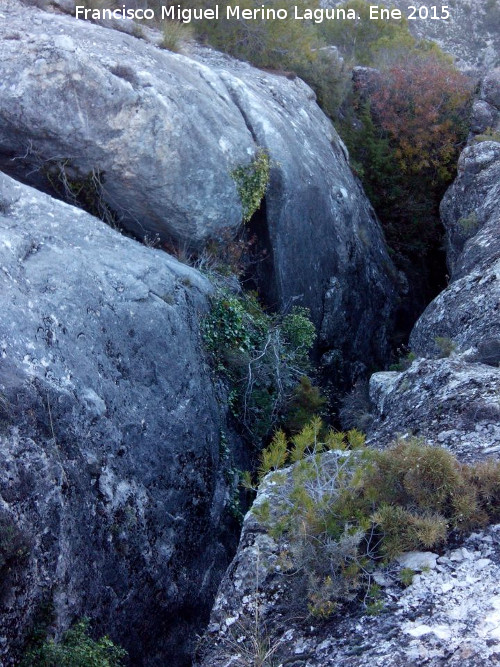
(232, 149, 271, 223)
(202, 291, 316, 440)
(339, 53, 472, 273)
(254, 426, 500, 617)
(194, 0, 319, 70)
(434, 336, 456, 358)
(457, 211, 479, 238)
(22, 618, 127, 667)
(283, 376, 327, 434)
(320, 0, 414, 66)
(389, 349, 416, 371)
(399, 567, 415, 587)
(159, 20, 193, 52)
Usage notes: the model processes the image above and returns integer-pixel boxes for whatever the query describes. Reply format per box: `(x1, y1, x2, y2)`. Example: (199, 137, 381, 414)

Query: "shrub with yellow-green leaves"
(252, 422, 500, 617)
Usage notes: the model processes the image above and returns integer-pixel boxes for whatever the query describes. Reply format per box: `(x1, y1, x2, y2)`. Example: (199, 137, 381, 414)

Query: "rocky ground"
(1, 2, 499, 666)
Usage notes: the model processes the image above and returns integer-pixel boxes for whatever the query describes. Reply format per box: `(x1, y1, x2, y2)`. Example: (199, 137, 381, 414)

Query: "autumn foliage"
(341, 52, 472, 313)
(369, 54, 473, 184)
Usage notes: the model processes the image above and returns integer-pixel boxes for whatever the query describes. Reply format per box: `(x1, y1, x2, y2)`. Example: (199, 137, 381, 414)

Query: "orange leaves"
(369, 54, 473, 182)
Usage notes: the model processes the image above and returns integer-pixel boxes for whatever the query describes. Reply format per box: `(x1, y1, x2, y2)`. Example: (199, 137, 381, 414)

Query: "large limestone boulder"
(0, 171, 242, 666)
(0, 0, 398, 375)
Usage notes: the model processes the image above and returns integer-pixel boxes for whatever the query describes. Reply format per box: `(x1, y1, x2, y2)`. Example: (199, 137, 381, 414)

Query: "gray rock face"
(368, 358, 500, 461)
(0, 1, 398, 375)
(0, 1, 251, 246)
(379, 0, 500, 69)
(0, 172, 242, 666)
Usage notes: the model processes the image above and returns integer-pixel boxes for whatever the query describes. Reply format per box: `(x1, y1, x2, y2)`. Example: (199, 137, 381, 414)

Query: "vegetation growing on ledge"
(22, 618, 127, 667)
(231, 149, 270, 223)
(253, 423, 500, 617)
(0, 512, 29, 578)
(202, 291, 318, 441)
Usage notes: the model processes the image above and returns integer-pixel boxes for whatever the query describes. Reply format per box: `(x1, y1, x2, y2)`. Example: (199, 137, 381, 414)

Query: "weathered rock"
(0, 1, 251, 246)
(367, 358, 500, 461)
(368, 73, 500, 459)
(470, 100, 499, 134)
(482, 68, 500, 109)
(0, 1, 398, 377)
(0, 171, 244, 666)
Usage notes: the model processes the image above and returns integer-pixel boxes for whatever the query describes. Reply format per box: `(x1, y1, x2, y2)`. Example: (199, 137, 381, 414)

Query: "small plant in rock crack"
(252, 423, 500, 618)
(232, 149, 271, 223)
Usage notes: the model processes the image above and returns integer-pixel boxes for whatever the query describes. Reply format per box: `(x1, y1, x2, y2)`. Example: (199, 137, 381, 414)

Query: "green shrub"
(457, 211, 480, 238)
(399, 567, 415, 587)
(389, 349, 416, 371)
(232, 149, 270, 223)
(474, 127, 500, 143)
(254, 426, 500, 617)
(320, 0, 415, 66)
(283, 376, 327, 434)
(21, 618, 127, 667)
(202, 291, 316, 440)
(194, 0, 319, 71)
(159, 20, 193, 52)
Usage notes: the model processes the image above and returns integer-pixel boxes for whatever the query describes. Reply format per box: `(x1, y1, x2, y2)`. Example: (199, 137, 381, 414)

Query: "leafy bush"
(341, 53, 472, 267)
(202, 292, 316, 440)
(434, 336, 456, 358)
(22, 618, 127, 667)
(283, 376, 327, 434)
(254, 425, 500, 616)
(159, 20, 193, 52)
(320, 0, 416, 66)
(232, 149, 270, 223)
(474, 127, 500, 143)
(457, 211, 480, 238)
(194, 0, 319, 71)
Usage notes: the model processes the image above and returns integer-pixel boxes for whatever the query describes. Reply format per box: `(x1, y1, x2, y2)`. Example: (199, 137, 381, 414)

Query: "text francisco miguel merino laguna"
(75, 5, 398, 23)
